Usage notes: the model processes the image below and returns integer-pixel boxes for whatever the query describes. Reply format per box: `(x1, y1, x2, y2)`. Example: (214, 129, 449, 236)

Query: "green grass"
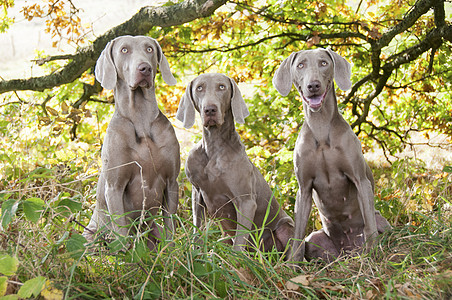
(0, 160, 451, 299)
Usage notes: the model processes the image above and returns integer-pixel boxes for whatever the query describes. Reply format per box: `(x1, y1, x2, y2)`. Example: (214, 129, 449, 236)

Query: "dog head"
(176, 73, 249, 129)
(95, 35, 176, 90)
(273, 48, 351, 112)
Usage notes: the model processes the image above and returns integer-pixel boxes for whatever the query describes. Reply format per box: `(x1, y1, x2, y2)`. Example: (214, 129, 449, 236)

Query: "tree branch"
(178, 31, 367, 54)
(0, 0, 227, 94)
(374, 0, 435, 50)
(350, 24, 446, 129)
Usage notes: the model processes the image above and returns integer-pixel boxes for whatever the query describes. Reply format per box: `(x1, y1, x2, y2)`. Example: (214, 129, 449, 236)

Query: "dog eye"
(121, 47, 128, 54)
(196, 86, 203, 92)
(219, 84, 226, 90)
(297, 63, 304, 69)
(321, 61, 328, 66)
(147, 47, 153, 53)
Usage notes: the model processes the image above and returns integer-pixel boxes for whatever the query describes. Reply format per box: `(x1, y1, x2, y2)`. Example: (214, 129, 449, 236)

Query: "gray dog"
(273, 48, 391, 262)
(176, 73, 294, 252)
(83, 36, 180, 250)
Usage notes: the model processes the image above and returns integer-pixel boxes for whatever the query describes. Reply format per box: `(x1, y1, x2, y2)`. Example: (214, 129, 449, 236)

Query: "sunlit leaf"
(40, 280, 64, 300)
(0, 255, 18, 276)
(18, 276, 47, 298)
(0, 276, 7, 296)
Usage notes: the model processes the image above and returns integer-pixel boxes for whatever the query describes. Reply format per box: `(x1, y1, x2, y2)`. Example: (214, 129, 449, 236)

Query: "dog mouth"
(131, 78, 152, 90)
(301, 88, 329, 111)
(130, 71, 154, 90)
(203, 117, 218, 127)
(138, 79, 151, 88)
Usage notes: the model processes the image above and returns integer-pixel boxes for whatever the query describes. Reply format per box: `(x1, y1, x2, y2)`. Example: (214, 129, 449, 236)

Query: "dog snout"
(307, 80, 321, 94)
(137, 62, 152, 76)
(202, 104, 220, 127)
(204, 105, 217, 117)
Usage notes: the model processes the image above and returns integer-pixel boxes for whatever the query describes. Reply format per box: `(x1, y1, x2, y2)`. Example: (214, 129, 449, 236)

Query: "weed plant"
(0, 157, 451, 299)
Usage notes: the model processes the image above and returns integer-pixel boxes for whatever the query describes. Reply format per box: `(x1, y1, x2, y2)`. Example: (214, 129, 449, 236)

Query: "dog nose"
(204, 105, 217, 117)
(307, 80, 321, 93)
(137, 63, 152, 76)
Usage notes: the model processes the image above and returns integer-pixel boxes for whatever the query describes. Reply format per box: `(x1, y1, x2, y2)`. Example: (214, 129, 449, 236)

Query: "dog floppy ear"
(150, 37, 177, 86)
(176, 81, 196, 129)
(95, 39, 117, 90)
(229, 77, 249, 124)
(272, 52, 298, 96)
(326, 48, 352, 91)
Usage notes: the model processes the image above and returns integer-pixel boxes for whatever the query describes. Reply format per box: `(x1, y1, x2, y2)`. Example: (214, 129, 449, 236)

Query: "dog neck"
(114, 79, 160, 138)
(303, 86, 339, 144)
(202, 108, 244, 158)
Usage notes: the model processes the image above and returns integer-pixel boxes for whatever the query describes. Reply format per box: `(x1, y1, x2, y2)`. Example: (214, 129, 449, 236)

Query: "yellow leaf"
(315, 218, 322, 230)
(0, 276, 7, 296)
(84, 109, 92, 118)
(70, 108, 82, 115)
(55, 150, 76, 162)
(40, 280, 63, 300)
(46, 107, 59, 116)
(39, 116, 52, 125)
(286, 274, 312, 290)
(61, 102, 70, 114)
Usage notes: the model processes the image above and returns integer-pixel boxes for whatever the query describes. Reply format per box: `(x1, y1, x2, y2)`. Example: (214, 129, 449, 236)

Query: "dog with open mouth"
(273, 48, 391, 262)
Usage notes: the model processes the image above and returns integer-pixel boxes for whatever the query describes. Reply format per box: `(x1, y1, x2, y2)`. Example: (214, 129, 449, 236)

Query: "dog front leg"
(289, 188, 313, 263)
(233, 195, 257, 252)
(162, 178, 179, 240)
(192, 187, 206, 230)
(191, 187, 208, 248)
(351, 175, 378, 248)
(104, 181, 129, 237)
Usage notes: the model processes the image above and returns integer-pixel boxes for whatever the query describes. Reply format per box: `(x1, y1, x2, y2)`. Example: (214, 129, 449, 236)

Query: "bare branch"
(32, 54, 74, 66)
(178, 31, 367, 54)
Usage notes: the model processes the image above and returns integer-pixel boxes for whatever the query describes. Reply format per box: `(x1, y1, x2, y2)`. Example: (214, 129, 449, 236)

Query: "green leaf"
(146, 282, 162, 300)
(54, 198, 82, 217)
(65, 233, 87, 260)
(55, 231, 70, 246)
(17, 276, 46, 298)
(23, 197, 45, 223)
(0, 255, 18, 276)
(1, 199, 19, 230)
(0, 294, 19, 300)
(134, 282, 161, 300)
(0, 276, 7, 296)
(214, 279, 228, 298)
(276, 147, 293, 163)
(442, 166, 452, 173)
(192, 262, 208, 277)
(126, 239, 149, 263)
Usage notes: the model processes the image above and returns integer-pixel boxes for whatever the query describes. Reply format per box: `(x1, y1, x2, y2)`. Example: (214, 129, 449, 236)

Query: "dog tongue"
(307, 95, 323, 107)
